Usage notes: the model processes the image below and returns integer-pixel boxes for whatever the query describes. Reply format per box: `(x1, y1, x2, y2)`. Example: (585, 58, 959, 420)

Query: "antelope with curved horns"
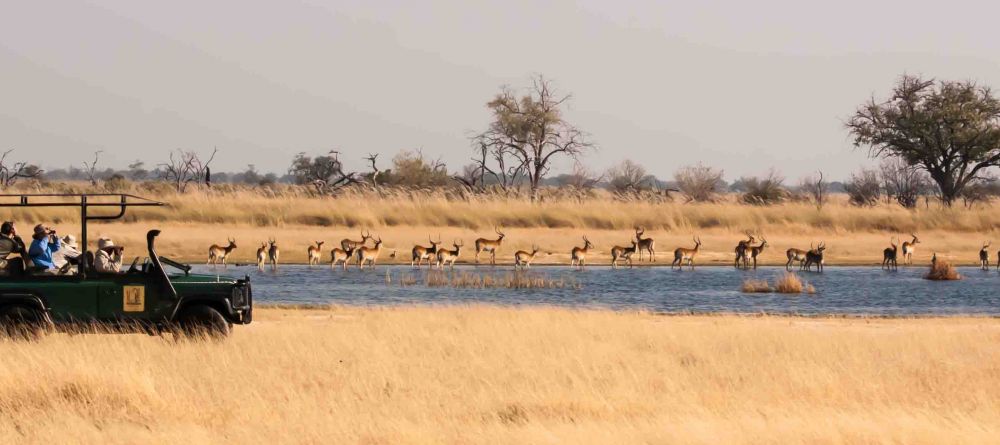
(267, 238, 280, 270)
(734, 231, 755, 270)
(411, 235, 442, 268)
(749, 237, 767, 270)
(785, 244, 811, 271)
(570, 236, 594, 269)
(804, 241, 826, 272)
(901, 233, 920, 265)
(474, 226, 505, 265)
(330, 246, 355, 270)
(357, 235, 384, 269)
(341, 230, 372, 252)
(436, 239, 463, 269)
(255, 242, 267, 270)
(635, 227, 655, 262)
(207, 238, 237, 268)
(979, 241, 991, 271)
(610, 240, 637, 269)
(672, 236, 702, 270)
(514, 245, 542, 269)
(882, 236, 899, 271)
(307, 241, 325, 266)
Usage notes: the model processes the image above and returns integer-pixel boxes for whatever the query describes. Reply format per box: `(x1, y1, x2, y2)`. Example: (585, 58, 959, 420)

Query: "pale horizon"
(4, 1, 1000, 181)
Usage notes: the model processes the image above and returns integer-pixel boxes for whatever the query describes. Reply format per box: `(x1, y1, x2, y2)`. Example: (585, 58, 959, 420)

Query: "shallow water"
(191, 264, 1000, 316)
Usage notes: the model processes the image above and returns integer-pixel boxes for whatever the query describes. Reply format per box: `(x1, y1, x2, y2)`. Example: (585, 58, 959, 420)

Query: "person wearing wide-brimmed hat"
(27, 223, 61, 271)
(95, 237, 124, 273)
(52, 234, 82, 274)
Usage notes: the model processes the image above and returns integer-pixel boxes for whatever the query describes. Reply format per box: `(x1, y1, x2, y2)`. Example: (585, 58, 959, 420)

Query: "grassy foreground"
(0, 306, 997, 444)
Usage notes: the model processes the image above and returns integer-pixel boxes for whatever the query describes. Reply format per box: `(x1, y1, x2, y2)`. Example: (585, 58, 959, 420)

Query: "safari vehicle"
(0, 194, 252, 339)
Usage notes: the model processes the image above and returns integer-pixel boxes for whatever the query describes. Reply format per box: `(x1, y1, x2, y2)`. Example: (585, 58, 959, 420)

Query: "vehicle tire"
(0, 305, 51, 341)
(173, 305, 231, 340)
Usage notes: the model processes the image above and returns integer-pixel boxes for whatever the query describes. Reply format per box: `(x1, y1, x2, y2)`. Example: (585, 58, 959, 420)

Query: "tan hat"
(98, 238, 115, 250)
(62, 235, 77, 249)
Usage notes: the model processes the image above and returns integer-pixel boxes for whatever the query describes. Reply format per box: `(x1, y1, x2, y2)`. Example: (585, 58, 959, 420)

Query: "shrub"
(740, 279, 772, 293)
(606, 160, 656, 195)
(774, 272, 804, 293)
(844, 168, 882, 206)
(674, 164, 724, 202)
(925, 258, 961, 281)
(738, 170, 788, 205)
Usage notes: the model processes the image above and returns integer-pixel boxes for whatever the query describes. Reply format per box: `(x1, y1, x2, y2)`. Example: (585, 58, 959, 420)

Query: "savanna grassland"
(6, 184, 998, 266)
(0, 306, 997, 444)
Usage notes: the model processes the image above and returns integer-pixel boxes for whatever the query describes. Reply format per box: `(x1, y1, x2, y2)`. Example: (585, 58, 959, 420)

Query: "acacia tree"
(847, 75, 1000, 206)
(0, 149, 42, 188)
(476, 75, 593, 201)
(288, 150, 360, 194)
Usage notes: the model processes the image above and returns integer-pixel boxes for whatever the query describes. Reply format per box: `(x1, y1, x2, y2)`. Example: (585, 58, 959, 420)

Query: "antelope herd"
(204, 229, 1000, 272)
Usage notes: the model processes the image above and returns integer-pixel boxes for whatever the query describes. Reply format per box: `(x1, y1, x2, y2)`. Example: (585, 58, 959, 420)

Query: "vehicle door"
(95, 267, 171, 322)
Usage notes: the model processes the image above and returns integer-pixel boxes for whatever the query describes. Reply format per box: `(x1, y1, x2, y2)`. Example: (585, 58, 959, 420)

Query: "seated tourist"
(53, 235, 82, 274)
(95, 238, 124, 273)
(0, 221, 28, 274)
(28, 224, 61, 273)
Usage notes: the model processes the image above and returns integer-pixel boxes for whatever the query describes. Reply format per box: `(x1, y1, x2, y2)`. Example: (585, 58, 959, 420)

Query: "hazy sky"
(3, 1, 1000, 181)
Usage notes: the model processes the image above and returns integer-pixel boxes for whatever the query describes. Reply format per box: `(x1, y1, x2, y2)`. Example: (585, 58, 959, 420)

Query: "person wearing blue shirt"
(28, 224, 61, 272)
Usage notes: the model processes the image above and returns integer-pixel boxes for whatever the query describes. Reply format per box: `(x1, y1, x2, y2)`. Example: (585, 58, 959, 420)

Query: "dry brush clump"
(925, 258, 962, 281)
(741, 272, 815, 294)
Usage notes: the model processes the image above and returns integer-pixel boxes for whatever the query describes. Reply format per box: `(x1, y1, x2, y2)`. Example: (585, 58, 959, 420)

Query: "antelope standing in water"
(256, 242, 267, 270)
(570, 236, 594, 269)
(207, 238, 237, 267)
(514, 245, 542, 269)
(734, 231, 755, 269)
(979, 241, 991, 271)
(307, 241, 325, 266)
(804, 242, 826, 272)
(436, 239, 463, 269)
(357, 236, 384, 269)
(785, 245, 811, 271)
(748, 237, 767, 270)
(341, 231, 372, 252)
(267, 238, 280, 270)
(411, 235, 442, 268)
(901, 233, 920, 265)
(330, 246, 355, 270)
(474, 226, 505, 265)
(635, 227, 655, 262)
(610, 241, 637, 269)
(672, 236, 702, 270)
(882, 237, 899, 271)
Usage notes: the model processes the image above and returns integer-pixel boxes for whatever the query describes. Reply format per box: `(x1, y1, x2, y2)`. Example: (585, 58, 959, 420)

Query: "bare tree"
(477, 75, 594, 201)
(798, 171, 828, 209)
(470, 133, 527, 194)
(606, 160, 655, 195)
(879, 158, 931, 209)
(82, 150, 103, 186)
(844, 168, 882, 207)
(364, 153, 381, 191)
(0, 149, 42, 188)
(159, 147, 218, 192)
(288, 150, 360, 194)
(674, 163, 724, 203)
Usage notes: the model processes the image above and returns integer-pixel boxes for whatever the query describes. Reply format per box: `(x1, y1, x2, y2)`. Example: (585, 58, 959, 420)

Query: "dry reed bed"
(0, 306, 997, 444)
(395, 270, 578, 289)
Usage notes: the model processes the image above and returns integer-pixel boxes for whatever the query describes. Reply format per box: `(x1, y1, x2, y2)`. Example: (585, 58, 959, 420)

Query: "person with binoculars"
(28, 224, 62, 273)
(95, 237, 125, 273)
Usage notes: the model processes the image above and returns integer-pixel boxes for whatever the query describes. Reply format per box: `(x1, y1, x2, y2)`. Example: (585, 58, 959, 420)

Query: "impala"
(901, 233, 920, 265)
(330, 246, 355, 270)
(341, 230, 372, 252)
(785, 245, 810, 271)
(804, 241, 826, 272)
(307, 241, 325, 266)
(436, 239, 463, 269)
(570, 236, 594, 269)
(610, 241, 637, 269)
(882, 237, 899, 271)
(734, 231, 755, 269)
(207, 238, 237, 267)
(256, 242, 267, 270)
(514, 245, 542, 269)
(635, 227, 655, 262)
(979, 241, 991, 271)
(411, 235, 442, 268)
(748, 237, 767, 270)
(357, 236, 384, 269)
(672, 236, 702, 270)
(474, 226, 505, 265)
(267, 238, 280, 270)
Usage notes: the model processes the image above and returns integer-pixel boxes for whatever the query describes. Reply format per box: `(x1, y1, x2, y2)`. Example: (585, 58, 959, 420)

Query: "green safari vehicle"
(0, 194, 252, 339)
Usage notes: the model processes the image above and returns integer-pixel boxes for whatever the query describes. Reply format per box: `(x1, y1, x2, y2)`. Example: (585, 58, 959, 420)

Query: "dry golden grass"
(0, 306, 997, 444)
(5, 183, 1000, 265)
(774, 272, 805, 293)
(740, 278, 772, 293)
(925, 259, 963, 281)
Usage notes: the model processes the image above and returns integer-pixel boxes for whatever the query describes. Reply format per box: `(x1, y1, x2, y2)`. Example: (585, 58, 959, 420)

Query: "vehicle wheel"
(0, 305, 51, 341)
(174, 305, 231, 340)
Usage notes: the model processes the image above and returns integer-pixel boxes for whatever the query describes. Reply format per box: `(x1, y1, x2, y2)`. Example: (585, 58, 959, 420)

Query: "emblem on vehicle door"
(123, 286, 145, 312)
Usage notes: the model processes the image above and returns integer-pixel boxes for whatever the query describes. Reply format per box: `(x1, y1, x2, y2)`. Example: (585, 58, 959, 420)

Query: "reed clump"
(741, 272, 815, 294)
(740, 279, 772, 293)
